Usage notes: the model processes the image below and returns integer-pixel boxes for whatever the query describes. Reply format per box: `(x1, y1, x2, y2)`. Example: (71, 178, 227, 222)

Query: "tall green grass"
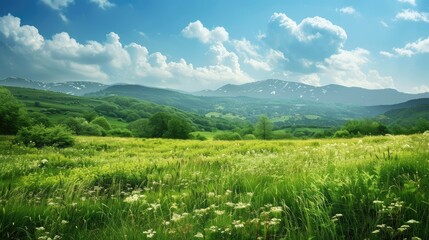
(0, 134, 428, 239)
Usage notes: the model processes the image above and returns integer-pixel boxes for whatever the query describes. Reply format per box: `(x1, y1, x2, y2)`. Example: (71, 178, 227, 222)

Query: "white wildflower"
(194, 232, 204, 238)
(143, 229, 156, 238)
(270, 206, 282, 213)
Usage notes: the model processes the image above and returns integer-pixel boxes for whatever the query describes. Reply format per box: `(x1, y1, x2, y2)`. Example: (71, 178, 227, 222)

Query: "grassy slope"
(5, 86, 241, 131)
(6, 86, 127, 127)
(1, 134, 428, 239)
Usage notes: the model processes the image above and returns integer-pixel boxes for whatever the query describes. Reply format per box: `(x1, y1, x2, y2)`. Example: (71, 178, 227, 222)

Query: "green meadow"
(1, 134, 428, 239)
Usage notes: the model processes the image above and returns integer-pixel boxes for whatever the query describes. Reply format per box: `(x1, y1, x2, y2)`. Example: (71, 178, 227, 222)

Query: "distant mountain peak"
(195, 79, 429, 106)
(0, 77, 108, 96)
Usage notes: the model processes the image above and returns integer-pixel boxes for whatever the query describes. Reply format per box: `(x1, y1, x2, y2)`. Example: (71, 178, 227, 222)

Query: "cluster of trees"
(0, 87, 195, 148)
(128, 112, 193, 139)
(333, 119, 389, 138)
(1, 87, 75, 148)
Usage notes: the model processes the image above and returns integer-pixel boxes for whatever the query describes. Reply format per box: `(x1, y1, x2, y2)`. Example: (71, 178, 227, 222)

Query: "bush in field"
(213, 132, 242, 140)
(0, 87, 28, 134)
(62, 117, 106, 136)
(91, 116, 112, 131)
(81, 123, 106, 136)
(242, 134, 256, 140)
(15, 124, 74, 148)
(108, 128, 132, 137)
(192, 133, 207, 141)
(334, 129, 350, 138)
(343, 119, 389, 136)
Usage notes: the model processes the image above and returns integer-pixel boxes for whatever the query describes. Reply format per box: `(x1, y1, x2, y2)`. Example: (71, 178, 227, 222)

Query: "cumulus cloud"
(0, 14, 44, 51)
(322, 48, 395, 89)
(89, 0, 115, 10)
(0, 14, 251, 91)
(398, 0, 416, 6)
(337, 6, 357, 15)
(265, 12, 347, 71)
(182, 20, 228, 44)
(394, 36, 429, 56)
(40, 0, 74, 10)
(395, 9, 429, 23)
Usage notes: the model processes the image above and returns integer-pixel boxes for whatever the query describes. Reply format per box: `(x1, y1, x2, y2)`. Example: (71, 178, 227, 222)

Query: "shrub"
(91, 116, 112, 131)
(242, 134, 256, 140)
(192, 133, 207, 141)
(15, 124, 74, 148)
(213, 132, 242, 141)
(108, 128, 133, 137)
(334, 129, 350, 138)
(80, 123, 106, 136)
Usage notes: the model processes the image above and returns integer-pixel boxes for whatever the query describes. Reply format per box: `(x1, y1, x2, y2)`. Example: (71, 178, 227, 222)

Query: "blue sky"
(0, 0, 428, 92)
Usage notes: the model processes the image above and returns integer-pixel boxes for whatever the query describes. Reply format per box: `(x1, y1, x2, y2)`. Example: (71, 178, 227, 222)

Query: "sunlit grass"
(1, 134, 428, 239)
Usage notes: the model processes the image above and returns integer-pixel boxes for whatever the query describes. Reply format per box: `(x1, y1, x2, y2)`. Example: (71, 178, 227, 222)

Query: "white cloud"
(0, 14, 251, 91)
(233, 38, 260, 58)
(0, 14, 44, 51)
(244, 59, 272, 71)
(182, 20, 228, 44)
(394, 36, 429, 56)
(59, 13, 68, 23)
(380, 20, 389, 28)
(380, 51, 395, 58)
(337, 6, 356, 15)
(299, 74, 320, 86)
(395, 9, 429, 23)
(210, 43, 241, 72)
(265, 12, 347, 71)
(89, 0, 115, 10)
(40, 0, 74, 10)
(411, 85, 429, 93)
(398, 0, 417, 6)
(322, 48, 395, 89)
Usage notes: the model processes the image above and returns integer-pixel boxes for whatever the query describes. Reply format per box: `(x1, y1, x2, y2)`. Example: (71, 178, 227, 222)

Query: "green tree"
(254, 115, 273, 140)
(128, 119, 152, 138)
(91, 116, 112, 131)
(149, 112, 172, 138)
(0, 87, 28, 134)
(165, 116, 192, 139)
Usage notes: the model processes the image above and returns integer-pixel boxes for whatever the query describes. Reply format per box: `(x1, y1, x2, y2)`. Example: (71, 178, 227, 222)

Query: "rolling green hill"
(5, 86, 241, 131)
(89, 84, 383, 127)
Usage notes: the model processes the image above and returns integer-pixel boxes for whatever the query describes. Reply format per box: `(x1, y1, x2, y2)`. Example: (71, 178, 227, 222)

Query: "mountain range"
(196, 79, 429, 106)
(0, 77, 107, 95)
(1, 77, 429, 127)
(2, 77, 428, 106)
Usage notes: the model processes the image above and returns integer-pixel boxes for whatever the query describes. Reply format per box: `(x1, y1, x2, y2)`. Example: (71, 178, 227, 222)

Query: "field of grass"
(1, 134, 428, 239)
